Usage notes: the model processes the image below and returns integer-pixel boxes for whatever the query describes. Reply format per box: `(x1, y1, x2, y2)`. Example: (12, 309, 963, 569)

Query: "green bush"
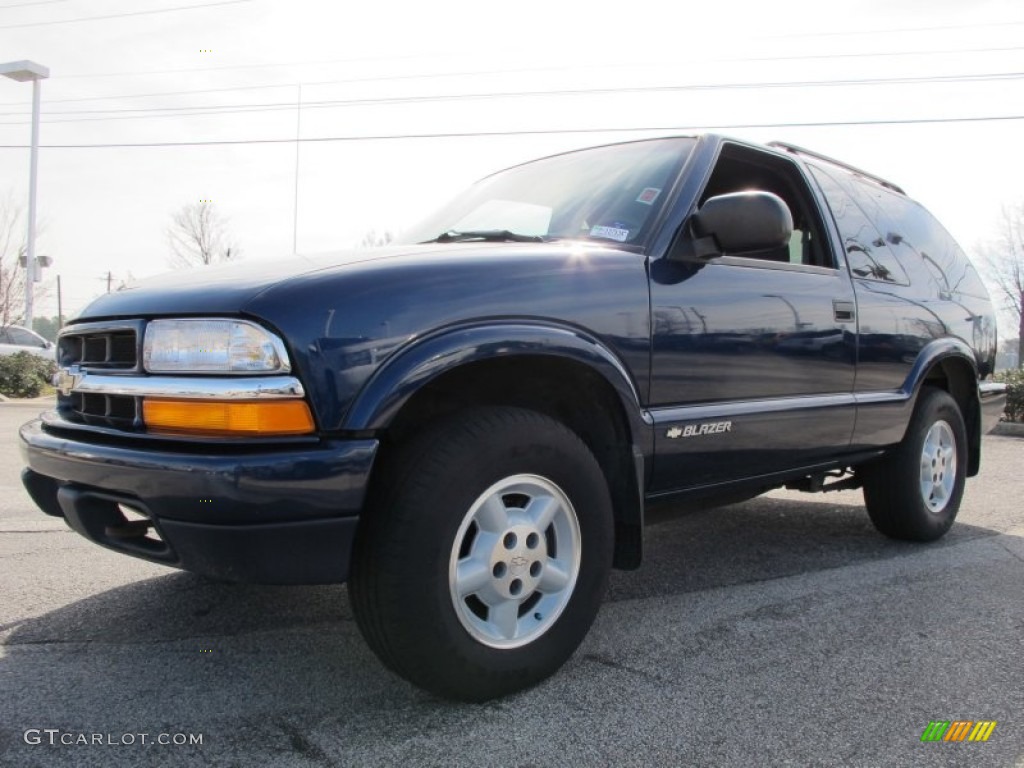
(994, 368, 1024, 423)
(0, 352, 57, 399)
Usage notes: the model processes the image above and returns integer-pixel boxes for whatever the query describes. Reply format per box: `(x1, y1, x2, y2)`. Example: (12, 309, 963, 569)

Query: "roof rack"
(767, 141, 906, 195)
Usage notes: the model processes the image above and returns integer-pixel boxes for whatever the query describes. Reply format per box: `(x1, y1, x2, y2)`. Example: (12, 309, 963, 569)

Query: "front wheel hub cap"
(919, 419, 956, 514)
(448, 474, 581, 649)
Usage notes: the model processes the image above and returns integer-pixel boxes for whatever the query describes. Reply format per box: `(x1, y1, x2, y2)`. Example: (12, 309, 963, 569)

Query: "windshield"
(398, 138, 695, 246)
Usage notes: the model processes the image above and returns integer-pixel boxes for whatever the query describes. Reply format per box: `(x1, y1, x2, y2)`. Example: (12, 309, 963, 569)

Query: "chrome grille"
(62, 391, 140, 431)
(56, 320, 145, 431)
(58, 320, 143, 372)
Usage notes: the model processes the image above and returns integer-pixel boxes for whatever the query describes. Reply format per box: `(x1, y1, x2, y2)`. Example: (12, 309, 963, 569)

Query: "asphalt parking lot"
(1, 400, 1022, 767)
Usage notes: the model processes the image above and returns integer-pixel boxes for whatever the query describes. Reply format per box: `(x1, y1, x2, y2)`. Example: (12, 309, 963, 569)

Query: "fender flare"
(901, 337, 979, 398)
(343, 321, 649, 438)
(344, 322, 651, 568)
(901, 337, 982, 475)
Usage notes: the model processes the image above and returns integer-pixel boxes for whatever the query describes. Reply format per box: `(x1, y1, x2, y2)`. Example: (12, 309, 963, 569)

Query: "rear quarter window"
(843, 175, 987, 300)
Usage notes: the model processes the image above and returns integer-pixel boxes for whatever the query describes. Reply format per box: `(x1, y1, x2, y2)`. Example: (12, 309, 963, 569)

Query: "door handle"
(833, 300, 855, 322)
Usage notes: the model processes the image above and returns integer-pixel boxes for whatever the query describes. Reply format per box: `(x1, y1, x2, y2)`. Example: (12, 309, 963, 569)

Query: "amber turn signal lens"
(142, 398, 315, 436)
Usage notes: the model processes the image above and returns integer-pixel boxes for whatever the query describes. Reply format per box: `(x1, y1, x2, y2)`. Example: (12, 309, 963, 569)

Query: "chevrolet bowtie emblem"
(54, 365, 85, 396)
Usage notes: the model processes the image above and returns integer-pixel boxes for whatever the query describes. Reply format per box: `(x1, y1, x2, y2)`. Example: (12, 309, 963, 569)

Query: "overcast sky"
(1, 0, 1022, 331)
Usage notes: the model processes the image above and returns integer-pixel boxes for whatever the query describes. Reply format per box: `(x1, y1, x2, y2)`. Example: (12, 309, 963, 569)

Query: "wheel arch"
(344, 322, 651, 569)
(904, 339, 982, 477)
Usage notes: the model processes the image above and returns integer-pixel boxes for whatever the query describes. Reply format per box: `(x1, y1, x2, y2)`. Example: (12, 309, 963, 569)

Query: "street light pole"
(0, 60, 49, 330)
(292, 83, 302, 255)
(25, 76, 41, 327)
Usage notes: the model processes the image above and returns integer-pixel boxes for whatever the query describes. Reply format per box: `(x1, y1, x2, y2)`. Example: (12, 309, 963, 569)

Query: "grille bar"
(57, 319, 144, 372)
(57, 320, 145, 430)
(64, 392, 141, 431)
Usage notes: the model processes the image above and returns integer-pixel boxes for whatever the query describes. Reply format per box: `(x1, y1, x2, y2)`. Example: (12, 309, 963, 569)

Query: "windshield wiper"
(427, 229, 547, 243)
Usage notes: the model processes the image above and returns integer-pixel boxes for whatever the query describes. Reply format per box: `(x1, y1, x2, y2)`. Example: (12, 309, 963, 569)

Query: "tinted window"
(808, 164, 908, 284)
(7, 327, 42, 346)
(839, 173, 986, 299)
(399, 138, 694, 246)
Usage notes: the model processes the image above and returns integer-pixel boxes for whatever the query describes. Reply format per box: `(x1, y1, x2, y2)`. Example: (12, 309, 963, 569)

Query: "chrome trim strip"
(648, 392, 857, 424)
(979, 381, 1008, 398)
(60, 372, 305, 400)
(57, 319, 146, 374)
(57, 318, 147, 339)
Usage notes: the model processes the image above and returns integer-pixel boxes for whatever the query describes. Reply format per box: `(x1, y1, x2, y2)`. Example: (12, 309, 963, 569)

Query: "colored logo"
(921, 720, 996, 742)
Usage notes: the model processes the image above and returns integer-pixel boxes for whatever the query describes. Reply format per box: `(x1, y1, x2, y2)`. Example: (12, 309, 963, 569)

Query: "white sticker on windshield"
(590, 225, 630, 242)
(636, 187, 661, 205)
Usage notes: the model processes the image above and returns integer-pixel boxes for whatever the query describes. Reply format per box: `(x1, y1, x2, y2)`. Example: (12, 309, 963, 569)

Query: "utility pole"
(292, 83, 302, 255)
(56, 274, 62, 328)
(0, 61, 49, 329)
(106, 271, 112, 293)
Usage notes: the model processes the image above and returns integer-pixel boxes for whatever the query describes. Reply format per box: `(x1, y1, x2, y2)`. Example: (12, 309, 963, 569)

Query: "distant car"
(0, 325, 54, 359)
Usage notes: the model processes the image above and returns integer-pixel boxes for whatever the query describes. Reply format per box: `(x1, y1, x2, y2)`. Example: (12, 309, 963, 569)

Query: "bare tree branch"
(359, 229, 394, 248)
(0, 194, 28, 327)
(979, 202, 1024, 367)
(166, 202, 240, 268)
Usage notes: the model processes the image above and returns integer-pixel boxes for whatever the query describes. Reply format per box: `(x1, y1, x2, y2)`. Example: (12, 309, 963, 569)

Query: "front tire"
(349, 407, 614, 701)
(862, 386, 967, 542)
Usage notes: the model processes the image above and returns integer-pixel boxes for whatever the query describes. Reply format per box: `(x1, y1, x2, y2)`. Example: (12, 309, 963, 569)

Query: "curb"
(990, 421, 1024, 438)
(0, 395, 52, 405)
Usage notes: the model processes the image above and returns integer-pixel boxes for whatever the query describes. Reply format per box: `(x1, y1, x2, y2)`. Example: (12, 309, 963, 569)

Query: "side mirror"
(686, 191, 793, 259)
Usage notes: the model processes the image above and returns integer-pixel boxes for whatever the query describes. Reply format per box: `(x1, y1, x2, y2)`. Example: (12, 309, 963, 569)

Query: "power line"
(1, 113, 1022, 149)
(8, 42, 1023, 108)
(0, 0, 252, 29)
(49, 42, 1024, 82)
(1, 70, 1021, 125)
(0, 0, 74, 9)
(55, 50, 460, 80)
(9, 40, 1024, 108)
(770, 18, 1024, 38)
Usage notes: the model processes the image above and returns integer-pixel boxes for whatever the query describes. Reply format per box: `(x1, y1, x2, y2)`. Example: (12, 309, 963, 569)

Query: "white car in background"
(0, 325, 55, 360)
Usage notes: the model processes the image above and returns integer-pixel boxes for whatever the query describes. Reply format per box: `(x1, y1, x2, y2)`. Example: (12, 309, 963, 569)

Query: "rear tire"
(862, 386, 967, 542)
(349, 406, 614, 701)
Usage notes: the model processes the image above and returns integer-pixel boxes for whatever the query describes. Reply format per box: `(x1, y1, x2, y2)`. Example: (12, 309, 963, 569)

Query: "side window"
(8, 327, 42, 346)
(808, 164, 909, 285)
(845, 180, 987, 299)
(0, 328, 10, 343)
(698, 144, 833, 268)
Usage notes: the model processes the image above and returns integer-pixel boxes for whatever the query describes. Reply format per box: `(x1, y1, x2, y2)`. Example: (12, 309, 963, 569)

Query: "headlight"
(143, 319, 291, 374)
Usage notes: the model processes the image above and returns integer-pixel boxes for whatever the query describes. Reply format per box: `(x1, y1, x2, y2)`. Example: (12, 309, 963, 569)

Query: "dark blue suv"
(20, 135, 1006, 700)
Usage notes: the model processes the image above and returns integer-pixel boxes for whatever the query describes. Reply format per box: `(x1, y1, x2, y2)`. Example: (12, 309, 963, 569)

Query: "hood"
(74, 246, 432, 320)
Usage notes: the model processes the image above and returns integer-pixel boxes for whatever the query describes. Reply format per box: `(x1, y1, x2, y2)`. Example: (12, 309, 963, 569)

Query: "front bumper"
(20, 416, 378, 584)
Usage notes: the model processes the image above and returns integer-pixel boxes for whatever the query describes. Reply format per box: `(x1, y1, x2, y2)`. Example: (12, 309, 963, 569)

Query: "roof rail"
(768, 141, 906, 195)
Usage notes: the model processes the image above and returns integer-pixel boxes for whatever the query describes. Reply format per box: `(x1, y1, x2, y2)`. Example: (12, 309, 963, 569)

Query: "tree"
(32, 315, 61, 342)
(359, 229, 394, 248)
(0, 195, 50, 327)
(0, 195, 28, 327)
(167, 202, 240, 268)
(980, 204, 1024, 369)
